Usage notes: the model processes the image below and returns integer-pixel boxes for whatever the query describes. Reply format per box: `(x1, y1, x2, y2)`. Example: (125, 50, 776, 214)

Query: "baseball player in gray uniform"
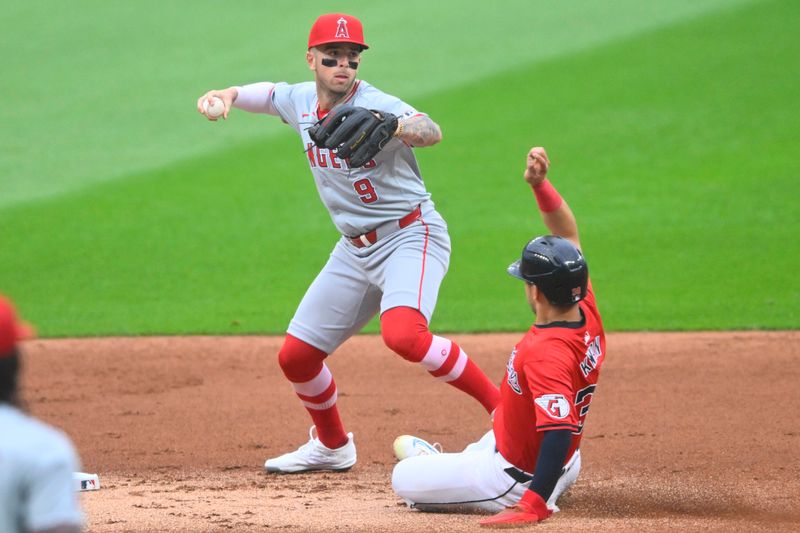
(197, 13, 500, 473)
(0, 295, 84, 533)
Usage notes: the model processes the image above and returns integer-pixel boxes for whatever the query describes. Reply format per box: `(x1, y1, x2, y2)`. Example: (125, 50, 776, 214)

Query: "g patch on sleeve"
(534, 394, 570, 420)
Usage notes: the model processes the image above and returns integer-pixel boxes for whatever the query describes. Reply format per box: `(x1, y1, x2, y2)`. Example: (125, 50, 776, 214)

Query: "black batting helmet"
(507, 236, 588, 305)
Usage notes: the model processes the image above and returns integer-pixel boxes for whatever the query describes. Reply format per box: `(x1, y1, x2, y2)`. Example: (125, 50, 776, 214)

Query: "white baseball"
(203, 96, 225, 119)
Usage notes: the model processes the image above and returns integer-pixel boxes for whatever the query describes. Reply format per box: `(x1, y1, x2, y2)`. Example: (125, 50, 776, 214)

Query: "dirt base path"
(20, 332, 800, 532)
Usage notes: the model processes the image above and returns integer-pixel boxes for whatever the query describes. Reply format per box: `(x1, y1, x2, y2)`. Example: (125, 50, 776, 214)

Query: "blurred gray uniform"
(234, 80, 450, 353)
(0, 405, 83, 532)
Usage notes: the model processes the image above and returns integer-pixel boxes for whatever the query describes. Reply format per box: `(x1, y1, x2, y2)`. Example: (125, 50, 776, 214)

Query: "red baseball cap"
(308, 13, 369, 50)
(0, 295, 35, 356)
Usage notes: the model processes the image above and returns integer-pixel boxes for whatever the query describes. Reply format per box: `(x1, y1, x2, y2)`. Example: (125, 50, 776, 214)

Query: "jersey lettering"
(305, 144, 375, 170)
(353, 178, 378, 203)
(579, 335, 603, 377)
(573, 384, 597, 435)
(505, 349, 522, 395)
(273, 82, 429, 232)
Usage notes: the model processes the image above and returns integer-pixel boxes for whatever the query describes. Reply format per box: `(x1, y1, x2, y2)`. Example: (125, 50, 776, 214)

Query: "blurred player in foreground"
(392, 147, 606, 527)
(0, 296, 84, 533)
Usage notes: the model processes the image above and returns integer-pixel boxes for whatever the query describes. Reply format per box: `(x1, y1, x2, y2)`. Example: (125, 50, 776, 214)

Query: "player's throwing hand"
(524, 147, 550, 187)
(196, 88, 237, 120)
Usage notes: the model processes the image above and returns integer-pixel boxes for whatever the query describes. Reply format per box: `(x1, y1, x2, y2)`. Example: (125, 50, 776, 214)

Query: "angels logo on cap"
(335, 17, 349, 39)
(308, 13, 369, 50)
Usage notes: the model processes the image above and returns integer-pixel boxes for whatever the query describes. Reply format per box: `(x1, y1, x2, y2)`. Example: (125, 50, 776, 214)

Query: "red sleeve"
(524, 344, 580, 433)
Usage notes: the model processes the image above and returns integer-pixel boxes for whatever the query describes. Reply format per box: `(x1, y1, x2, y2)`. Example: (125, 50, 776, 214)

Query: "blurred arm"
(34, 525, 82, 533)
(25, 446, 84, 533)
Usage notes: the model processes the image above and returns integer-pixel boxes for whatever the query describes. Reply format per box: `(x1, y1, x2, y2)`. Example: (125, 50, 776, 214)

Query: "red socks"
(381, 307, 500, 414)
(277, 307, 502, 451)
(278, 334, 348, 449)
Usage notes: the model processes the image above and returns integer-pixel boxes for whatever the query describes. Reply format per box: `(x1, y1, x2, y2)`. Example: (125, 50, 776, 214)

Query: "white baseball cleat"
(264, 426, 356, 474)
(393, 435, 443, 461)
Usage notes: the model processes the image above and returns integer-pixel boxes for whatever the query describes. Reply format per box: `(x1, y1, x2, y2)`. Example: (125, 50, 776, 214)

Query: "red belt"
(348, 205, 422, 248)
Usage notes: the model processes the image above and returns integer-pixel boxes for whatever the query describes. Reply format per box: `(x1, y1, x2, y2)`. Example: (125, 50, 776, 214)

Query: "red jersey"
(493, 282, 605, 474)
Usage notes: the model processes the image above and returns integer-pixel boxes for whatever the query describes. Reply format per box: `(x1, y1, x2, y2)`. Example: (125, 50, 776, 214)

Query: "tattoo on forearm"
(398, 115, 441, 147)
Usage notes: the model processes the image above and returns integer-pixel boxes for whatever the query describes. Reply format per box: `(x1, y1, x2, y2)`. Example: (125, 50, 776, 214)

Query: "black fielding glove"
(308, 105, 398, 168)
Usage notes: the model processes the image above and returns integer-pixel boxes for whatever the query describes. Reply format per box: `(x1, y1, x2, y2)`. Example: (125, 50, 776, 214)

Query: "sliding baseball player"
(392, 147, 606, 528)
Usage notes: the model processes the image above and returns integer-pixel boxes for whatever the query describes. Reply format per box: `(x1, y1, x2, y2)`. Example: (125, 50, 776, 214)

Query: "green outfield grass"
(1, 0, 797, 336)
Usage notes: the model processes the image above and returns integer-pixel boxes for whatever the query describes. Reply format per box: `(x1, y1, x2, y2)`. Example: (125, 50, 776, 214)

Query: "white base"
(73, 472, 100, 491)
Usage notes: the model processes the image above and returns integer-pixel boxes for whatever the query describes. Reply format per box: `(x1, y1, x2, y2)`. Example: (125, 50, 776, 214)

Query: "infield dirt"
(21, 332, 800, 532)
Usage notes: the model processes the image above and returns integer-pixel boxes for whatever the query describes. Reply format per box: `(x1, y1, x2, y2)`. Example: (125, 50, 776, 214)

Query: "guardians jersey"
(268, 80, 431, 237)
(493, 282, 606, 474)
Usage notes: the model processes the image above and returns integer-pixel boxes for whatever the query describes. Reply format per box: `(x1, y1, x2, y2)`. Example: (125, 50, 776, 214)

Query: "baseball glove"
(308, 105, 399, 167)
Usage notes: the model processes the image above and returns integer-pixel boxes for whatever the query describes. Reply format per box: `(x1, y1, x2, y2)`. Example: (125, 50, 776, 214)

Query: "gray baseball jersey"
(256, 80, 431, 237)
(0, 405, 84, 532)
(233, 79, 450, 353)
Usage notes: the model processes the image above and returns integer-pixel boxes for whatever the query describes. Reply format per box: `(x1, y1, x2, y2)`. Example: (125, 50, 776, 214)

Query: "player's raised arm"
(394, 114, 442, 147)
(524, 147, 580, 250)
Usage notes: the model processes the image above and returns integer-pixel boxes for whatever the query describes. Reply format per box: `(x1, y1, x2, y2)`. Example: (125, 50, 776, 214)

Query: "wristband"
(532, 179, 563, 213)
